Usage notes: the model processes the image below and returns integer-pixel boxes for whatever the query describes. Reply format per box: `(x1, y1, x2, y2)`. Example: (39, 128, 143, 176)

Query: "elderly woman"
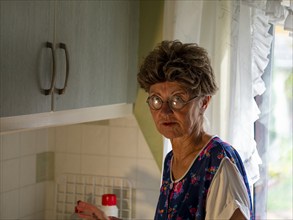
(76, 40, 253, 220)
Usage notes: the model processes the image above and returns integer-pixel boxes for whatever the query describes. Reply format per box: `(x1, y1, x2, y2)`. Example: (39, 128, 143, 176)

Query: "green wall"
(134, 0, 165, 170)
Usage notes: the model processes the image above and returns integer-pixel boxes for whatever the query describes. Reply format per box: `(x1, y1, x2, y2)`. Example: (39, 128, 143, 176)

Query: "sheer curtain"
(162, 0, 284, 186)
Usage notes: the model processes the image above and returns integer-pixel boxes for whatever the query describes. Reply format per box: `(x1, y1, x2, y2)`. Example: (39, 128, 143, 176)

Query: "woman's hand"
(75, 200, 109, 220)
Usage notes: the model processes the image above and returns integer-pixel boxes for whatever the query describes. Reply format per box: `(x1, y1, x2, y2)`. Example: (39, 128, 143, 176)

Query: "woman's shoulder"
(199, 136, 238, 161)
(202, 136, 232, 152)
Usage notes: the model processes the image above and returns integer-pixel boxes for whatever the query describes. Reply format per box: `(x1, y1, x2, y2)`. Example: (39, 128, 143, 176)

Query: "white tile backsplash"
(1, 133, 20, 160)
(0, 128, 56, 219)
(81, 124, 109, 155)
(0, 189, 20, 219)
(44, 182, 55, 211)
(138, 130, 154, 159)
(35, 182, 45, 213)
(135, 189, 160, 220)
(109, 127, 138, 157)
(66, 153, 82, 174)
(2, 158, 20, 192)
(54, 153, 67, 179)
(109, 116, 138, 127)
(81, 155, 109, 176)
(35, 128, 50, 153)
(136, 158, 161, 190)
(20, 155, 36, 187)
(0, 115, 161, 219)
(55, 126, 69, 153)
(20, 130, 36, 156)
(19, 185, 36, 218)
(109, 157, 137, 186)
(66, 125, 82, 154)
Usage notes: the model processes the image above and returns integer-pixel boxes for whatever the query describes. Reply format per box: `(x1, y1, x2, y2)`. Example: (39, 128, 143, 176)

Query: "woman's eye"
(152, 96, 162, 108)
(171, 96, 185, 108)
(153, 96, 160, 103)
(172, 95, 184, 103)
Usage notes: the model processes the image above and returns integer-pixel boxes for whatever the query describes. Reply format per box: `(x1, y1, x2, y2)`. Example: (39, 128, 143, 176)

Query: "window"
(254, 25, 293, 219)
(267, 25, 292, 219)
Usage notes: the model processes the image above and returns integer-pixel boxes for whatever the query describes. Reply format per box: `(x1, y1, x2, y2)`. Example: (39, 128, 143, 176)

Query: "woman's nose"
(160, 102, 173, 114)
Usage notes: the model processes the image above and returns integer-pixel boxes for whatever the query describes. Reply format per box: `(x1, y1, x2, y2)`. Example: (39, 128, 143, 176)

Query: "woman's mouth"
(162, 122, 176, 126)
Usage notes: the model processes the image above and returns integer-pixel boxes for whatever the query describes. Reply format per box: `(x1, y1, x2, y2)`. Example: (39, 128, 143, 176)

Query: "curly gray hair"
(137, 40, 218, 97)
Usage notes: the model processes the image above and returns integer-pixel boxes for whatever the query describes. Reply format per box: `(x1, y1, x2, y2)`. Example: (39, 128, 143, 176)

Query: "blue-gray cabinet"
(0, 0, 139, 117)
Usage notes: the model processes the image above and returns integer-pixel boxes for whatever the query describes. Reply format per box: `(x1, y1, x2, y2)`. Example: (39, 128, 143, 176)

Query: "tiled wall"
(0, 129, 55, 219)
(0, 115, 161, 219)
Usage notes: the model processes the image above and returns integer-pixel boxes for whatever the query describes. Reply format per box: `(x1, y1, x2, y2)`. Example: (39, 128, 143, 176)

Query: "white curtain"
(162, 0, 283, 186)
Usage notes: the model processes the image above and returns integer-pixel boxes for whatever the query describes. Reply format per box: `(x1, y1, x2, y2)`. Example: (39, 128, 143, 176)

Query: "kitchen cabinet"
(0, 1, 139, 117)
(0, 1, 54, 117)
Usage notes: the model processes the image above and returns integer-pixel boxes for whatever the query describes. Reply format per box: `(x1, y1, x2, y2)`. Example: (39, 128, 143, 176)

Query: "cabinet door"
(53, 0, 138, 111)
(0, 1, 54, 117)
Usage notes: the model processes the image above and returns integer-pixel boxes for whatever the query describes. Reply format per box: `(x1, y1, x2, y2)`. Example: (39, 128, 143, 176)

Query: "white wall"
(0, 115, 161, 220)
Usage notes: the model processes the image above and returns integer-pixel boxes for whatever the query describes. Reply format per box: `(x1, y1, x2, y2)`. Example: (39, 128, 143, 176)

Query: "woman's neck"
(171, 132, 212, 180)
(171, 132, 207, 159)
(170, 132, 212, 180)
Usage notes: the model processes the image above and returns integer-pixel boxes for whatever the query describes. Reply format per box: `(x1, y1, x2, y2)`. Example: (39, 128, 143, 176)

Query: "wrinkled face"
(148, 81, 204, 139)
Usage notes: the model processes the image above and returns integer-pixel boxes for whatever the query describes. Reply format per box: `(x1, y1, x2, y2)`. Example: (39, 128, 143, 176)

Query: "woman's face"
(148, 81, 205, 139)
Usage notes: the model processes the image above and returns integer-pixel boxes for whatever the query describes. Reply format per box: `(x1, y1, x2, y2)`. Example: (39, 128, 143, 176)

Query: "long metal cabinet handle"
(55, 43, 69, 95)
(44, 42, 56, 95)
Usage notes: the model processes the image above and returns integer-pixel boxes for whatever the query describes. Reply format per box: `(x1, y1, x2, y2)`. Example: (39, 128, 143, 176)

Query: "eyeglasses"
(146, 95, 197, 111)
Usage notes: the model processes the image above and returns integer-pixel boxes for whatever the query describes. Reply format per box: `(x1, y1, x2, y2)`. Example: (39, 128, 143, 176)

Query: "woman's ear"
(201, 96, 211, 111)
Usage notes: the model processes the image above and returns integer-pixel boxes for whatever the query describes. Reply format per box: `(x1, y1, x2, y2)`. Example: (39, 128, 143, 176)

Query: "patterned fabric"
(154, 136, 253, 220)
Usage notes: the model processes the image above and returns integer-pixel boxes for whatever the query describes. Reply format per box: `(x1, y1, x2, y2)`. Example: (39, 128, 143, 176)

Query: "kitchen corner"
(0, 115, 161, 219)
